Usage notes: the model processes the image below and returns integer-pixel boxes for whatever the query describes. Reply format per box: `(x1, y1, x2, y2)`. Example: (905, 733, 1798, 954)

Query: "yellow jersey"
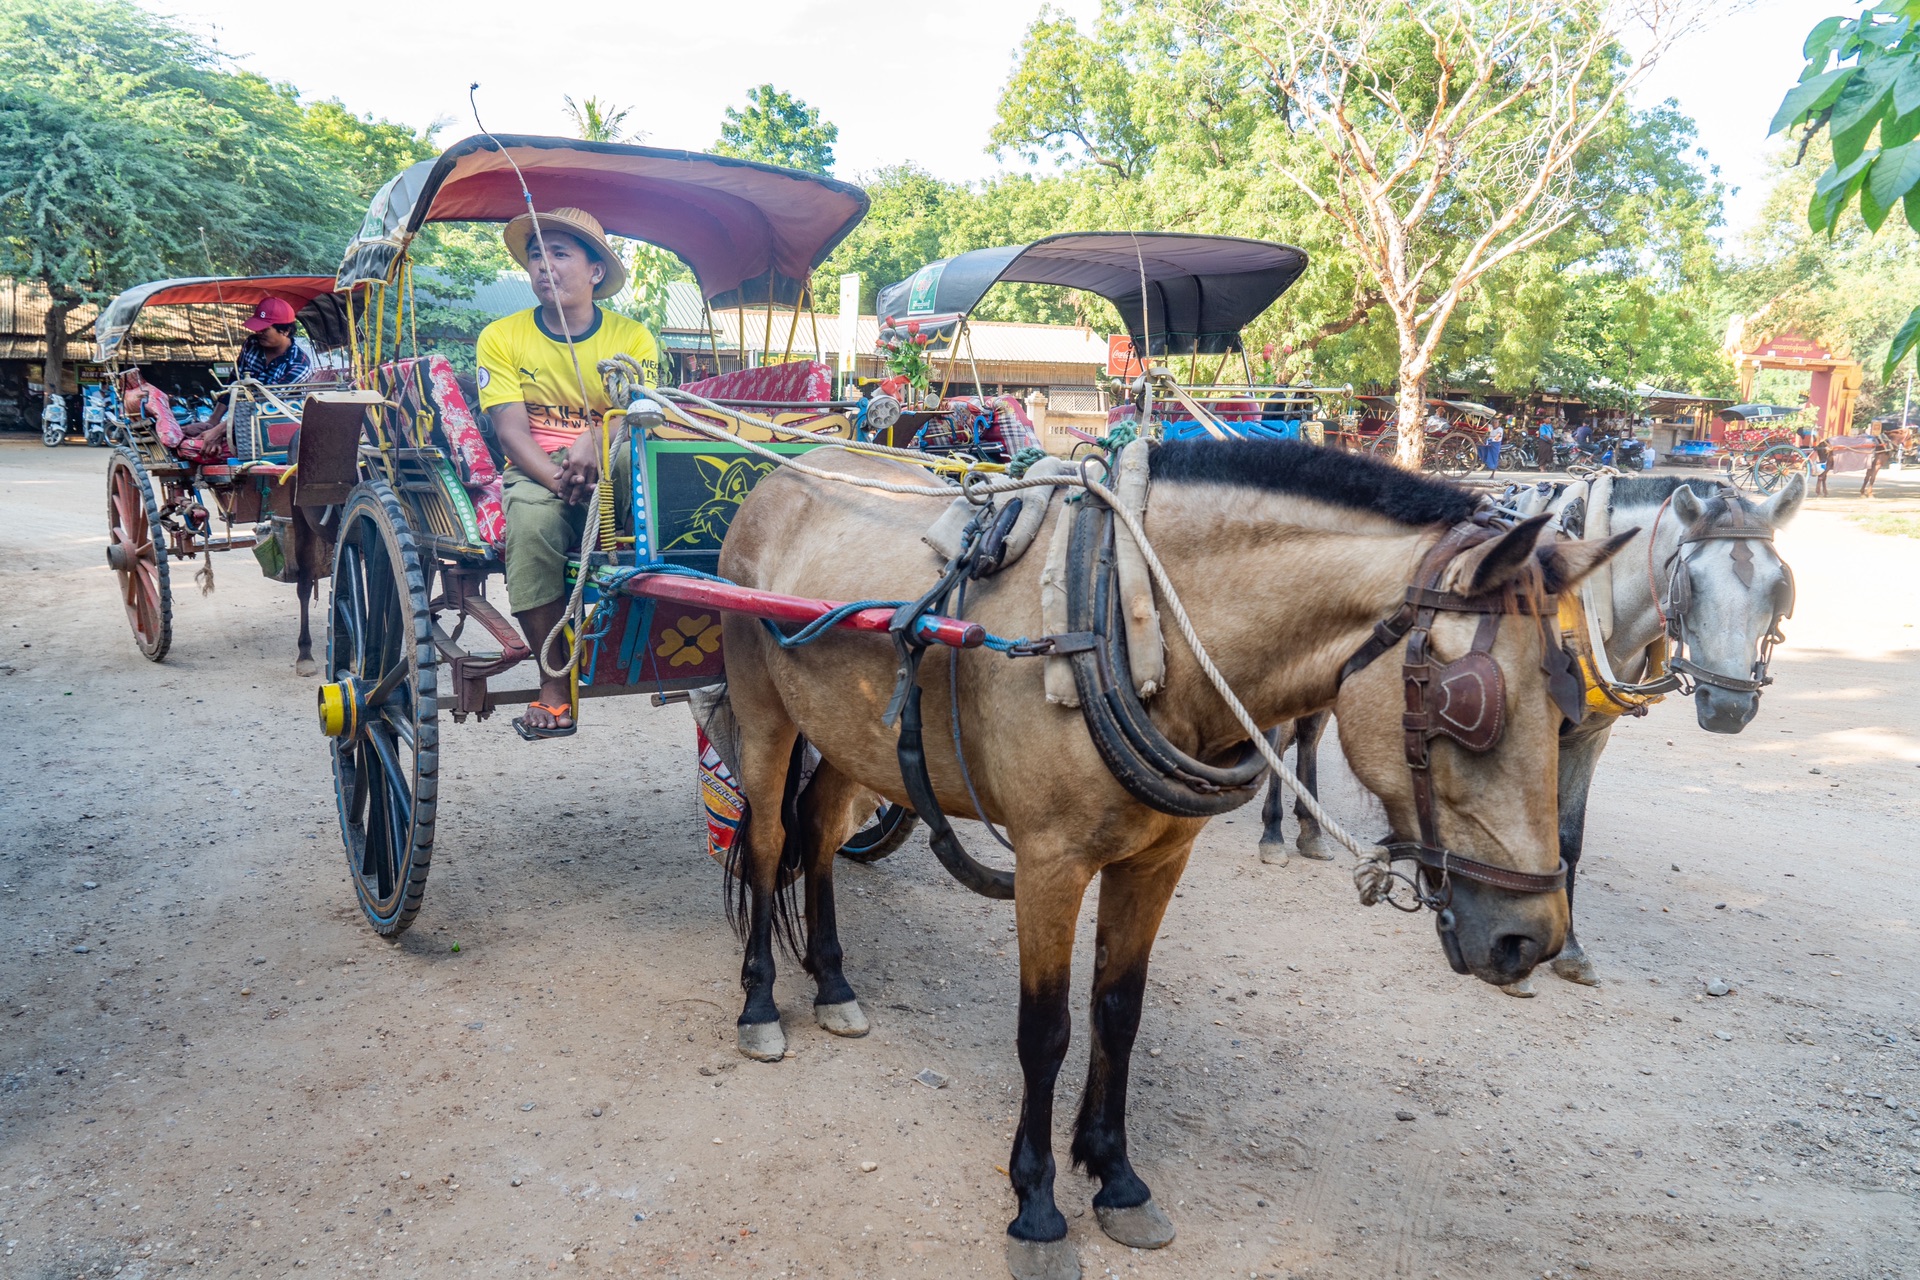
(475, 306, 659, 452)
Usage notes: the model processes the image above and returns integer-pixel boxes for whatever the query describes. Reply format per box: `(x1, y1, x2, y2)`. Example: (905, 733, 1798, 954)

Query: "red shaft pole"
(619, 573, 985, 649)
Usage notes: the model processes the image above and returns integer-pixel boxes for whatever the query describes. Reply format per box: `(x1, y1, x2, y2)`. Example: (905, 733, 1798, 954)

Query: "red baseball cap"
(242, 297, 298, 331)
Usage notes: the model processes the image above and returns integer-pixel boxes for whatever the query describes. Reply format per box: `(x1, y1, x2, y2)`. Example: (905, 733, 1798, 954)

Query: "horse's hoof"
(736, 1020, 787, 1062)
(1551, 952, 1600, 986)
(814, 999, 869, 1037)
(1258, 839, 1289, 867)
(294, 657, 318, 678)
(1004, 1234, 1079, 1280)
(1500, 978, 1536, 998)
(1095, 1198, 1175, 1249)
(1295, 833, 1336, 861)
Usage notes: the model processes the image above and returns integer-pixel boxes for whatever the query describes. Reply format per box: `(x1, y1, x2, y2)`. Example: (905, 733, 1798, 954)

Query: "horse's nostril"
(1490, 932, 1543, 975)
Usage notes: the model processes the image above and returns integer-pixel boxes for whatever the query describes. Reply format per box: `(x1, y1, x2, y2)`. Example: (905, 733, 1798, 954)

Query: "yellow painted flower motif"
(657, 613, 723, 667)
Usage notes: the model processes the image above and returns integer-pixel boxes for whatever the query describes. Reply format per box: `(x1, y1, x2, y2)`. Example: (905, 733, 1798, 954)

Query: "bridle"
(1648, 495, 1795, 697)
(1337, 518, 1575, 963)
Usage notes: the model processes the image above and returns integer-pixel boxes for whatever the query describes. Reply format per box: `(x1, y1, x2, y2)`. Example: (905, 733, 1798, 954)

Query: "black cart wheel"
(323, 480, 439, 936)
(1430, 430, 1480, 477)
(837, 803, 917, 863)
(106, 445, 172, 662)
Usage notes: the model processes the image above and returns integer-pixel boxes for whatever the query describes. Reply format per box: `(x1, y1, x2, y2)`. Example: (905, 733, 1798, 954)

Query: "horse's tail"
(723, 734, 808, 959)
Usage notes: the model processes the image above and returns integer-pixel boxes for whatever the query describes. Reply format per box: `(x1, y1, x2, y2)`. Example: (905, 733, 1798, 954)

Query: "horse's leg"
(1257, 724, 1292, 865)
(1500, 721, 1611, 996)
(294, 571, 318, 677)
(1071, 839, 1189, 1251)
(797, 760, 869, 1037)
(1005, 848, 1097, 1280)
(1292, 711, 1335, 860)
(733, 720, 802, 1062)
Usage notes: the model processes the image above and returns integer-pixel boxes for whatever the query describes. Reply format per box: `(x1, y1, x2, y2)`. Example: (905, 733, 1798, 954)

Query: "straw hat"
(504, 206, 627, 301)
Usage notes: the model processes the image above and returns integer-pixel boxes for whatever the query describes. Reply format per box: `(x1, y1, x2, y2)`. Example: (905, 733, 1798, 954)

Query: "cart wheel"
(106, 445, 172, 662)
(1367, 430, 1399, 460)
(323, 480, 439, 937)
(1752, 445, 1807, 494)
(838, 803, 917, 863)
(1431, 431, 1479, 477)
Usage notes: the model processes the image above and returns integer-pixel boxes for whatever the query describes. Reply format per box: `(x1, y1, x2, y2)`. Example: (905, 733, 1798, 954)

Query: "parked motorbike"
(40, 394, 67, 447)
(81, 389, 109, 447)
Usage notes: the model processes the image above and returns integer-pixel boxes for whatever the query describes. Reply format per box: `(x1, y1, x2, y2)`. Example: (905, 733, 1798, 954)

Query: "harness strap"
(1381, 843, 1570, 895)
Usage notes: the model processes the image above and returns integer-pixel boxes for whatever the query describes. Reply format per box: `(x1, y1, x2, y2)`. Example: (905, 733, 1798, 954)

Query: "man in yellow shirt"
(476, 206, 660, 739)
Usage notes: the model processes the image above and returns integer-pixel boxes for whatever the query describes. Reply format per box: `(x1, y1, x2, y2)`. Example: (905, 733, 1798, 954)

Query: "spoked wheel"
(321, 481, 439, 936)
(1430, 431, 1480, 477)
(105, 445, 172, 662)
(1367, 430, 1399, 461)
(1752, 445, 1808, 494)
(837, 803, 918, 863)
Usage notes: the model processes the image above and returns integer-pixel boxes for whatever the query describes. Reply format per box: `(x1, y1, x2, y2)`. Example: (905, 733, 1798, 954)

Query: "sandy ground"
(1, 436, 1916, 1280)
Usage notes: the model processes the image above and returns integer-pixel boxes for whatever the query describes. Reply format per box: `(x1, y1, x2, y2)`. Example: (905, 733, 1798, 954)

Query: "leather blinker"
(1429, 650, 1505, 752)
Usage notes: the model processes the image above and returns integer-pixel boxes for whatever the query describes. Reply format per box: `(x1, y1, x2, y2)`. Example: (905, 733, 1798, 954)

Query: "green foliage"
(1726, 137, 1920, 420)
(0, 0, 429, 306)
(564, 95, 632, 144)
(713, 85, 837, 175)
(1774, 0, 1920, 375)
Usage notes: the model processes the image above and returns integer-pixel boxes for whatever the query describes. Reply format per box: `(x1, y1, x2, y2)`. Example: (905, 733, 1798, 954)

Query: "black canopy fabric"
(1718, 403, 1806, 422)
(336, 134, 869, 309)
(95, 276, 351, 363)
(874, 233, 1308, 356)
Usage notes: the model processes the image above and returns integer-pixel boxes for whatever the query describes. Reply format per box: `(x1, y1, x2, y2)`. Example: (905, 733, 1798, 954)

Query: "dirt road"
(2, 437, 1916, 1279)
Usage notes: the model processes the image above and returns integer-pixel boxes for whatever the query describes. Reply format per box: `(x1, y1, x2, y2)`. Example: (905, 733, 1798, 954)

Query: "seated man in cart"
(183, 297, 315, 457)
(476, 206, 661, 740)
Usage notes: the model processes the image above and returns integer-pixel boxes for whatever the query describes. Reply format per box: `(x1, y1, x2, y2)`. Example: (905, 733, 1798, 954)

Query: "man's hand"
(554, 430, 602, 505)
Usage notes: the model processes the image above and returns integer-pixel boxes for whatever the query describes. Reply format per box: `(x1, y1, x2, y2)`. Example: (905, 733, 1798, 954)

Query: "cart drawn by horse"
(93, 275, 374, 667)
(311, 134, 940, 936)
(870, 232, 1354, 454)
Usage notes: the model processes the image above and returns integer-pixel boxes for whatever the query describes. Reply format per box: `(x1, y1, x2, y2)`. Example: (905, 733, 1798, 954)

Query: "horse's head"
(1664, 477, 1802, 733)
(1335, 516, 1631, 987)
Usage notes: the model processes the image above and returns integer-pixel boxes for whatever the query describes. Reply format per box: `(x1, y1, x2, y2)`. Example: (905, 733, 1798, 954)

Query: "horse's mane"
(1148, 438, 1476, 527)
(1608, 474, 1732, 513)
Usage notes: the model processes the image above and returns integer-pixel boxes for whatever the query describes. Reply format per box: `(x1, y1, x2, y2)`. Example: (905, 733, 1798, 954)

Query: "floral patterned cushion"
(680, 360, 833, 405)
(376, 357, 505, 544)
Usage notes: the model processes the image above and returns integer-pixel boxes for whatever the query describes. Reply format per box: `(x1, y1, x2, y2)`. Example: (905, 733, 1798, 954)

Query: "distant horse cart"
(92, 275, 369, 666)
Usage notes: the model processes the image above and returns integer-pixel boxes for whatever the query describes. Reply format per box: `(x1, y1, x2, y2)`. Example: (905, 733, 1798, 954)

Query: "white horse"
(1259, 473, 1804, 993)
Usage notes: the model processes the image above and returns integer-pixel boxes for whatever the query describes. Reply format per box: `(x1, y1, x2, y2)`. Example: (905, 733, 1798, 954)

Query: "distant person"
(1536, 418, 1555, 471)
(1813, 434, 1832, 497)
(181, 298, 314, 457)
(1480, 418, 1504, 475)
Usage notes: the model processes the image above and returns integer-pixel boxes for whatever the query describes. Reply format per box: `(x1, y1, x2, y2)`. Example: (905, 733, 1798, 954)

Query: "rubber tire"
(106, 445, 173, 662)
(837, 804, 918, 864)
(328, 480, 439, 937)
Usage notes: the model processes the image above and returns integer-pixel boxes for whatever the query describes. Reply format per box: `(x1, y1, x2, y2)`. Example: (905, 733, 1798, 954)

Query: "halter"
(1650, 497, 1795, 697)
(1337, 521, 1573, 945)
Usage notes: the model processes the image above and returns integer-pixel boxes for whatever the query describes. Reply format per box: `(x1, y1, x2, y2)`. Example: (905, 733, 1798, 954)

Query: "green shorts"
(502, 445, 631, 613)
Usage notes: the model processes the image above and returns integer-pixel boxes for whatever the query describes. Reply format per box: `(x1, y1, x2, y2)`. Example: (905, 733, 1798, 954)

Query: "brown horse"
(715, 439, 1627, 1280)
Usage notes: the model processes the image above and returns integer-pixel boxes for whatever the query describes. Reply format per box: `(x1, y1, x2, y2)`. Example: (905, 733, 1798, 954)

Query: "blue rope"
(763, 599, 902, 649)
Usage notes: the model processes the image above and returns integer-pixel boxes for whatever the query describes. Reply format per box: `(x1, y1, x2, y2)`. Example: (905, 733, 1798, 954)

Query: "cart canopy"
(95, 276, 350, 364)
(1718, 403, 1805, 423)
(336, 134, 870, 309)
(875, 233, 1308, 357)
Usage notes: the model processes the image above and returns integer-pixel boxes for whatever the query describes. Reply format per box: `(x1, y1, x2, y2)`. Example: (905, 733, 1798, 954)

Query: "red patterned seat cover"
(376, 356, 505, 544)
(128, 385, 185, 449)
(680, 360, 833, 405)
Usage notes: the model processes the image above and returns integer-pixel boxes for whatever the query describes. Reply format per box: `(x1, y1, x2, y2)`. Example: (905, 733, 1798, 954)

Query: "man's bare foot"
(522, 677, 574, 732)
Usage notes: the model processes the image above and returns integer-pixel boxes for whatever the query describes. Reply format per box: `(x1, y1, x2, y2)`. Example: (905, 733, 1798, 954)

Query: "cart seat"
(376, 356, 505, 544)
(680, 360, 833, 406)
(128, 384, 186, 449)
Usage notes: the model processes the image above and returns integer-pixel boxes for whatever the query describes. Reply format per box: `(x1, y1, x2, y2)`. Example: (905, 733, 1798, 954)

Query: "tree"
(1773, 0, 1920, 383)
(713, 85, 838, 174)
(0, 0, 429, 396)
(1196, 0, 1706, 465)
(563, 95, 632, 144)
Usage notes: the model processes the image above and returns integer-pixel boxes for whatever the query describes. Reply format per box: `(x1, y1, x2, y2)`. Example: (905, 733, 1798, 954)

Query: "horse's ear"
(1537, 528, 1637, 595)
(1671, 483, 1707, 525)
(1757, 472, 1806, 529)
(1443, 513, 1551, 596)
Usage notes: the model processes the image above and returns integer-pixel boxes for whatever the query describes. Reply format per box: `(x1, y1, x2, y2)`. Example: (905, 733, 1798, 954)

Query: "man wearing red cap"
(182, 297, 315, 454)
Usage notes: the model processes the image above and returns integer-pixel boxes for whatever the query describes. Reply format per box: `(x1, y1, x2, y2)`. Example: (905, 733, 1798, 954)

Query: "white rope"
(1083, 474, 1390, 898)
(562, 364, 1386, 894)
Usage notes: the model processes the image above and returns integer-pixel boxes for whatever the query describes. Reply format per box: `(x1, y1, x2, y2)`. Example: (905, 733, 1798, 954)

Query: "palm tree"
(563, 95, 632, 144)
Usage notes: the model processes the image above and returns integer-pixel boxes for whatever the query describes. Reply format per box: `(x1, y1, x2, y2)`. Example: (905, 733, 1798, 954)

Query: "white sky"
(142, 0, 1809, 241)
